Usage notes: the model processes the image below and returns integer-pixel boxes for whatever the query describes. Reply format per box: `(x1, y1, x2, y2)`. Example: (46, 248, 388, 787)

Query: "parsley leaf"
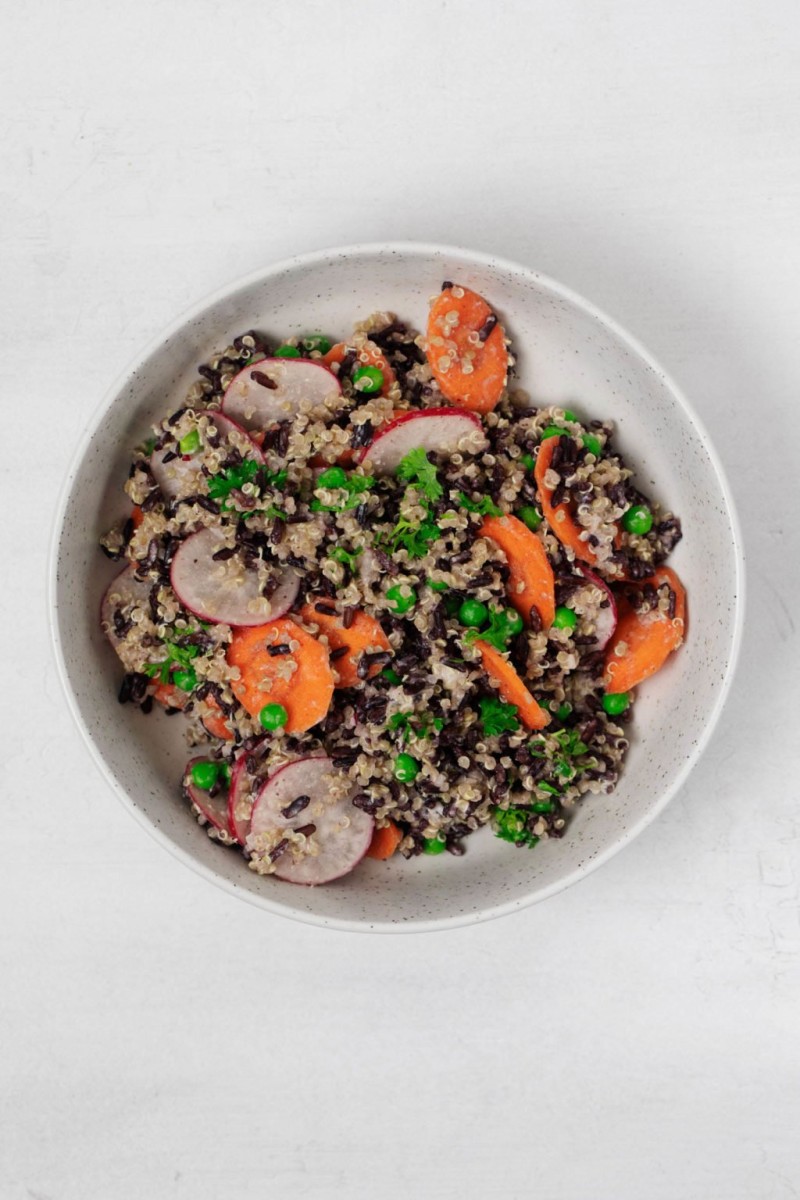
(457, 492, 504, 517)
(383, 515, 442, 560)
(464, 607, 518, 652)
(396, 448, 443, 502)
(479, 696, 520, 737)
(329, 546, 363, 570)
(310, 471, 374, 513)
(207, 459, 286, 513)
(388, 711, 445, 742)
(493, 806, 540, 848)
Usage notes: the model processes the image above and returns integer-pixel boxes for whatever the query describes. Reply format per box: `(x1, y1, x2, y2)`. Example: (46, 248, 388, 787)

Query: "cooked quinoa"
(100, 291, 684, 882)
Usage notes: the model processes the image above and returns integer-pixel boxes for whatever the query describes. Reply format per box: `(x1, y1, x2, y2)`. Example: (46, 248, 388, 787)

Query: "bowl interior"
(52, 244, 742, 930)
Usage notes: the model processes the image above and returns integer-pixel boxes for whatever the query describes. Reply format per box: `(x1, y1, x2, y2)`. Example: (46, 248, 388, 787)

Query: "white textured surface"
(2, 0, 799, 1196)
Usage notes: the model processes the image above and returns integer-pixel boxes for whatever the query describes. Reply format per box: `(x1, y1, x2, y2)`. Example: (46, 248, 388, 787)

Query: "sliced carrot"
(426, 285, 508, 414)
(298, 602, 391, 689)
(475, 641, 550, 730)
(366, 820, 403, 861)
(130, 505, 144, 529)
(153, 682, 187, 710)
(534, 436, 599, 566)
(323, 341, 396, 396)
(604, 567, 687, 693)
(479, 514, 555, 629)
(202, 695, 234, 742)
(226, 618, 335, 732)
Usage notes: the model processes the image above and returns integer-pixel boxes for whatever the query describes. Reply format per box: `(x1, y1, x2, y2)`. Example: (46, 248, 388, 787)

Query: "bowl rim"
(48, 240, 746, 934)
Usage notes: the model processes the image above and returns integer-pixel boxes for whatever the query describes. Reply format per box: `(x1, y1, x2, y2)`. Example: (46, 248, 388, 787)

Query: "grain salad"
(100, 283, 687, 885)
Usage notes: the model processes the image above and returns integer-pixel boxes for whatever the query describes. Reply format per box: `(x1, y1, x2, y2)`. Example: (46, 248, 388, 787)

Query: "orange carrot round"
(298, 602, 391, 689)
(202, 695, 234, 742)
(534, 436, 599, 566)
(604, 567, 687, 693)
(479, 514, 555, 629)
(366, 820, 403, 861)
(152, 682, 187, 710)
(130, 505, 144, 529)
(323, 341, 396, 396)
(475, 641, 550, 730)
(426, 285, 508, 414)
(226, 618, 335, 732)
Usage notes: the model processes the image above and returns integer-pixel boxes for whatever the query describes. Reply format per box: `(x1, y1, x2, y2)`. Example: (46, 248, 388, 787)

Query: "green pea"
(381, 667, 402, 685)
(352, 365, 384, 394)
(532, 800, 554, 813)
(172, 667, 197, 692)
(582, 433, 602, 458)
(190, 761, 219, 791)
(259, 702, 289, 730)
(502, 609, 524, 637)
(219, 763, 232, 786)
(303, 334, 332, 354)
(540, 425, 565, 440)
(423, 836, 446, 855)
(317, 466, 348, 489)
(394, 753, 420, 783)
(518, 505, 542, 531)
(552, 702, 572, 721)
(622, 504, 653, 535)
(602, 692, 630, 716)
(428, 580, 448, 593)
(552, 606, 577, 631)
(458, 598, 489, 628)
(178, 429, 201, 455)
(386, 585, 417, 614)
(274, 344, 301, 358)
(520, 453, 536, 471)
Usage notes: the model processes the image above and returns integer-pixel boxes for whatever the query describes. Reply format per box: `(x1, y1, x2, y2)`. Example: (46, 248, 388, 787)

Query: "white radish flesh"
(248, 756, 373, 885)
(359, 407, 486, 473)
(150, 412, 263, 501)
(577, 566, 618, 650)
(183, 758, 232, 835)
(100, 565, 153, 661)
(170, 526, 299, 626)
(222, 358, 341, 431)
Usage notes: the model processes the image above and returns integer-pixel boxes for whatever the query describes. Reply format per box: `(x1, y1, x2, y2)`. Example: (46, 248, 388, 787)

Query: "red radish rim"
(184, 758, 231, 834)
(357, 406, 482, 463)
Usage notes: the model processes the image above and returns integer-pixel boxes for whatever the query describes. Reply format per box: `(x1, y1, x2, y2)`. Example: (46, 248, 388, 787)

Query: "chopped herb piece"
(479, 696, 520, 737)
(310, 470, 374, 513)
(329, 545, 363, 570)
(493, 806, 540, 848)
(179, 429, 201, 455)
(396, 447, 443, 502)
(457, 492, 504, 516)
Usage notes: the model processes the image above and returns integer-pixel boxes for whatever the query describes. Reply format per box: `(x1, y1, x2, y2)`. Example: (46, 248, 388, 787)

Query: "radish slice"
(359, 407, 486, 473)
(248, 756, 374, 885)
(227, 751, 261, 845)
(222, 358, 341, 430)
(100, 564, 153, 659)
(577, 566, 618, 650)
(182, 757, 232, 835)
(170, 526, 299, 626)
(150, 412, 264, 501)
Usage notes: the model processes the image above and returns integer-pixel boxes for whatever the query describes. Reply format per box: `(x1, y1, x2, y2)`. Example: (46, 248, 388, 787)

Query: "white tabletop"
(3, 1, 799, 1196)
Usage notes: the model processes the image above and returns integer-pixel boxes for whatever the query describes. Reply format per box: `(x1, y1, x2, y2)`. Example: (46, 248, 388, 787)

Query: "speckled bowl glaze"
(50, 243, 744, 932)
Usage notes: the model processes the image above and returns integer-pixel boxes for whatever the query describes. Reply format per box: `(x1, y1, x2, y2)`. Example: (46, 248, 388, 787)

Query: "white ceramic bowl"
(50, 243, 744, 932)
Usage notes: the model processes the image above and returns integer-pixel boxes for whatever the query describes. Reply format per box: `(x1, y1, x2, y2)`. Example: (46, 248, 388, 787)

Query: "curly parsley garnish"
(457, 492, 504, 517)
(493, 806, 540, 848)
(396, 447, 443, 501)
(207, 460, 287, 511)
(388, 711, 445, 742)
(310, 467, 374, 513)
(478, 696, 520, 737)
(329, 545, 363, 570)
